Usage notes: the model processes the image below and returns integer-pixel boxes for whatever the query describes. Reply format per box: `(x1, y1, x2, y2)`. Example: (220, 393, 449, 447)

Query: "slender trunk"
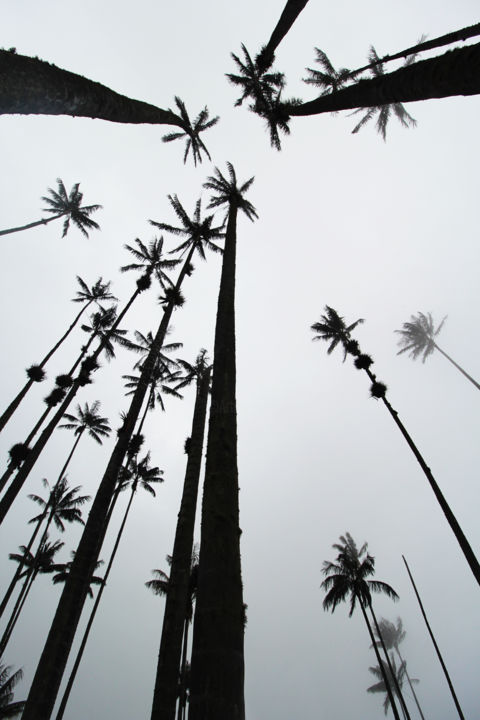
(289, 42, 480, 116)
(0, 287, 141, 524)
(260, 0, 309, 67)
(189, 204, 244, 720)
(0, 50, 184, 127)
(22, 250, 195, 720)
(54, 485, 137, 720)
(402, 556, 465, 720)
(369, 604, 411, 720)
(363, 366, 480, 586)
(358, 597, 401, 720)
(395, 647, 427, 720)
(151, 368, 211, 720)
(177, 620, 190, 720)
(0, 565, 38, 656)
(434, 343, 480, 391)
(56, 433, 83, 483)
(0, 213, 65, 237)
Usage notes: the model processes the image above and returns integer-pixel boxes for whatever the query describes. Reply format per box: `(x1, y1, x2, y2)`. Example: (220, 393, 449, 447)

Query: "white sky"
(1, 1, 479, 719)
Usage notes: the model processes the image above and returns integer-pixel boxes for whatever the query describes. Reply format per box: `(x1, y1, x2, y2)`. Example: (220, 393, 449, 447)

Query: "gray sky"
(1, 1, 479, 718)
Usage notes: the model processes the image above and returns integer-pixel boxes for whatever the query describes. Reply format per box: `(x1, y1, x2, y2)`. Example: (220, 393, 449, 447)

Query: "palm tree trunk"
(0, 213, 66, 237)
(0, 287, 141, 524)
(358, 597, 401, 720)
(394, 647, 426, 720)
(402, 556, 465, 720)
(289, 42, 480, 116)
(22, 250, 195, 720)
(259, 0, 309, 67)
(189, 203, 245, 720)
(369, 604, 411, 720)
(0, 50, 184, 127)
(54, 485, 137, 720)
(56, 433, 84, 483)
(362, 366, 480, 587)
(151, 368, 211, 720)
(434, 343, 480, 391)
(0, 565, 38, 656)
(177, 620, 190, 720)
(0, 301, 91, 434)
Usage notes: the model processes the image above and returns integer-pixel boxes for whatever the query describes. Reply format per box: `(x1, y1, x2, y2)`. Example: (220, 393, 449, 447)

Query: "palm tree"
(396, 312, 480, 391)
(57, 400, 111, 474)
(0, 478, 89, 621)
(311, 306, 480, 588)
(256, 0, 311, 71)
(22, 197, 224, 720)
(0, 663, 25, 718)
(54, 453, 163, 720)
(0, 539, 64, 656)
(52, 555, 104, 598)
(162, 97, 219, 166)
(321, 533, 402, 720)
(227, 44, 285, 113)
(120, 236, 180, 290)
(402, 556, 465, 720)
(303, 48, 351, 96)
(373, 618, 426, 720)
(0, 276, 114, 434)
(367, 655, 415, 718)
(350, 46, 418, 139)
(0, 178, 102, 238)
(188, 164, 257, 720)
(150, 351, 211, 720)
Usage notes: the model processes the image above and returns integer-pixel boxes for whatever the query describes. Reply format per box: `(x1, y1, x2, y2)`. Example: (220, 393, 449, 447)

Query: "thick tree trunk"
(177, 620, 190, 720)
(363, 366, 480, 586)
(0, 213, 65, 237)
(189, 204, 245, 720)
(402, 556, 465, 720)
(22, 251, 194, 720)
(289, 42, 480, 116)
(434, 343, 480, 391)
(0, 50, 184, 127)
(260, 0, 309, 67)
(151, 368, 211, 720)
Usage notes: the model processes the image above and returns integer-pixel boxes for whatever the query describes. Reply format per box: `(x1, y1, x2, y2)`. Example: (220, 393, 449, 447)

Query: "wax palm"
(321, 533, 402, 720)
(227, 44, 285, 112)
(59, 400, 111, 444)
(162, 97, 219, 166)
(204, 162, 258, 221)
(124, 366, 183, 430)
(396, 312, 480, 391)
(0, 178, 101, 238)
(311, 305, 364, 359)
(146, 568, 170, 597)
(0, 664, 25, 718)
(124, 331, 182, 372)
(120, 237, 179, 290)
(150, 195, 224, 259)
(367, 655, 415, 717)
(303, 49, 351, 95)
(174, 348, 211, 393)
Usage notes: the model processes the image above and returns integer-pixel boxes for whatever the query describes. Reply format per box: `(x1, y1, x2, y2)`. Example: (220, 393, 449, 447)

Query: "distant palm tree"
(0, 276, 114, 434)
(150, 351, 211, 720)
(0, 538, 64, 656)
(321, 533, 402, 720)
(123, 364, 183, 435)
(0, 663, 25, 718)
(227, 44, 285, 113)
(52, 555, 104, 597)
(367, 654, 416, 718)
(162, 97, 219, 166)
(0, 179, 101, 238)
(373, 618, 426, 720)
(303, 49, 351, 96)
(311, 306, 480, 588)
(396, 312, 480, 391)
(0, 478, 89, 621)
(22, 197, 224, 720)
(54, 453, 163, 720)
(188, 164, 257, 720)
(58, 400, 111, 475)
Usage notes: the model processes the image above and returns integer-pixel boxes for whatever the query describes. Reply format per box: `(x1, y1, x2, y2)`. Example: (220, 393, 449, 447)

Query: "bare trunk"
(434, 343, 480, 391)
(259, 0, 309, 68)
(394, 646, 426, 720)
(0, 213, 65, 237)
(0, 565, 38, 656)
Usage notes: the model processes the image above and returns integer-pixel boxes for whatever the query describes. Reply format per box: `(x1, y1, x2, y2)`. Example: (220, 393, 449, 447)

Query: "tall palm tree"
(188, 164, 257, 720)
(321, 533, 402, 720)
(0, 276, 114, 434)
(303, 49, 351, 97)
(54, 453, 163, 720)
(22, 197, 224, 720)
(162, 97, 219, 166)
(150, 350, 211, 720)
(396, 312, 480, 391)
(373, 618, 426, 720)
(227, 44, 285, 113)
(57, 400, 111, 475)
(0, 663, 25, 718)
(0, 179, 102, 238)
(0, 478, 89, 620)
(402, 556, 465, 720)
(0, 539, 64, 657)
(367, 655, 416, 718)
(311, 306, 480, 588)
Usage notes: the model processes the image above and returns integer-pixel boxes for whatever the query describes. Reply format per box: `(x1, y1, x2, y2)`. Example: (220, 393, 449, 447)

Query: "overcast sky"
(1, 1, 479, 719)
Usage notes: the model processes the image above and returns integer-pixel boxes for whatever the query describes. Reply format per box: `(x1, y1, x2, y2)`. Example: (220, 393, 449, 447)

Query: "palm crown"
(395, 312, 446, 362)
(0, 663, 25, 718)
(367, 655, 416, 715)
(28, 477, 90, 532)
(73, 276, 116, 306)
(303, 49, 351, 95)
(59, 401, 111, 444)
(124, 331, 182, 373)
(81, 306, 128, 361)
(226, 44, 285, 112)
(204, 162, 258, 222)
(41, 178, 102, 238)
(117, 452, 164, 497)
(162, 97, 219, 166)
(311, 306, 364, 360)
(321, 533, 398, 616)
(120, 237, 179, 288)
(173, 349, 212, 393)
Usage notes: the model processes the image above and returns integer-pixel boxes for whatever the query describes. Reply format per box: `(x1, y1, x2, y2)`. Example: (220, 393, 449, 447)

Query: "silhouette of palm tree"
(0, 179, 102, 238)
(162, 97, 219, 166)
(0, 663, 25, 718)
(367, 654, 416, 718)
(303, 49, 351, 96)
(396, 312, 480, 390)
